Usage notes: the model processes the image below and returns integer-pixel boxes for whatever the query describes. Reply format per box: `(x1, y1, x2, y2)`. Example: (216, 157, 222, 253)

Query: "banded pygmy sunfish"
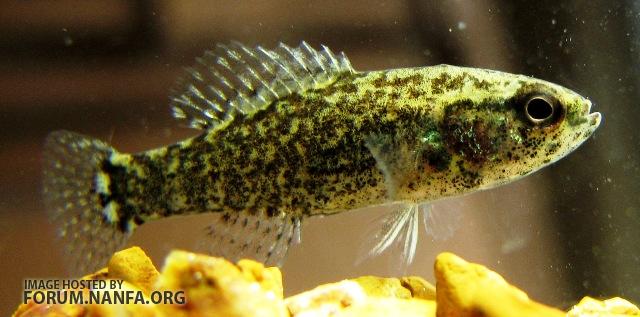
(43, 42, 601, 273)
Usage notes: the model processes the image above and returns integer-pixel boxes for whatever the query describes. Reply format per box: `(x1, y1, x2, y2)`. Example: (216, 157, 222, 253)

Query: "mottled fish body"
(43, 42, 601, 273)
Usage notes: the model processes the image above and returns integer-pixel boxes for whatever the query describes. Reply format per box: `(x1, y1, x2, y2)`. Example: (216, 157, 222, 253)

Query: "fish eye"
(524, 95, 557, 125)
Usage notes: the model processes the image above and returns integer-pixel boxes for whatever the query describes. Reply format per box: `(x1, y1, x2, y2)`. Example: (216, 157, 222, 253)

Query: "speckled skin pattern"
(101, 65, 600, 232)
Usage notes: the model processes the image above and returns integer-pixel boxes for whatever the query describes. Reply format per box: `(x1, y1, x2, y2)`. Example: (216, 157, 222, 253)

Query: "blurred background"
(1, 0, 639, 314)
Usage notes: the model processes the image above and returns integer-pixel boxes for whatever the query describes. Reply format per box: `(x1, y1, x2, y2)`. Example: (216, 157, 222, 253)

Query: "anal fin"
(198, 210, 301, 266)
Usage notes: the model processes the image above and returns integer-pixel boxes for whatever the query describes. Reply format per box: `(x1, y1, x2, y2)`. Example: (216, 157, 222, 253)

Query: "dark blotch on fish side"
(431, 72, 495, 95)
(441, 99, 502, 165)
(445, 74, 466, 91)
(390, 73, 424, 87)
(132, 154, 169, 212)
(100, 160, 125, 206)
(373, 74, 387, 88)
(421, 144, 452, 173)
(471, 77, 492, 89)
(172, 135, 219, 213)
(319, 75, 359, 96)
(100, 159, 141, 233)
(430, 72, 451, 95)
(407, 86, 423, 99)
(455, 160, 482, 188)
(372, 73, 423, 89)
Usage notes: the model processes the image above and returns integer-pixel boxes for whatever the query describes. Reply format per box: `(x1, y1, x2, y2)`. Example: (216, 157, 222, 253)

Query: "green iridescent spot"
(420, 129, 451, 172)
(422, 130, 443, 146)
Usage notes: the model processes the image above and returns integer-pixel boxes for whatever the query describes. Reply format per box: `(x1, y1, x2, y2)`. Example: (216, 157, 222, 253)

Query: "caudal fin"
(43, 130, 130, 275)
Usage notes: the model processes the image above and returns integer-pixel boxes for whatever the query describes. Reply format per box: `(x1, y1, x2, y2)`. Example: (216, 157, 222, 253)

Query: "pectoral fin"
(364, 133, 421, 199)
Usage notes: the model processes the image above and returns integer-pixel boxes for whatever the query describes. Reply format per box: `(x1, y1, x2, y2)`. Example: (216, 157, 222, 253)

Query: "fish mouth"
(553, 98, 601, 162)
(583, 99, 602, 128)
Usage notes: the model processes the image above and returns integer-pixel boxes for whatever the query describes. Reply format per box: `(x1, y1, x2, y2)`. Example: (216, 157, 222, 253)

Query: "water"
(1, 1, 638, 314)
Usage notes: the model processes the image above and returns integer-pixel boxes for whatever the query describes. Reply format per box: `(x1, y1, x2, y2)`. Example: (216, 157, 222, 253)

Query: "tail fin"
(43, 130, 130, 275)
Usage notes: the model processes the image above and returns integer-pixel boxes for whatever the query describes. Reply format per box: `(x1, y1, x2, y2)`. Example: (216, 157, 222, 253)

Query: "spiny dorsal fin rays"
(170, 41, 355, 130)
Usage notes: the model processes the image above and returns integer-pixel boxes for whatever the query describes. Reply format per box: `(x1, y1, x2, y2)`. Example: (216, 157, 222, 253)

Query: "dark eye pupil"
(526, 97, 554, 121)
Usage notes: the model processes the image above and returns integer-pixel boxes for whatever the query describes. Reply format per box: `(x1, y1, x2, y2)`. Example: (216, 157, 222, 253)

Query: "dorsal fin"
(170, 41, 355, 130)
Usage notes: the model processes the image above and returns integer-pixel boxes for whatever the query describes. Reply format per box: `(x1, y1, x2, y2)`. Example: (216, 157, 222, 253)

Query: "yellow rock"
(107, 246, 159, 294)
(82, 281, 157, 317)
(286, 280, 367, 316)
(336, 297, 436, 317)
(14, 247, 640, 317)
(434, 252, 565, 317)
(237, 259, 284, 300)
(568, 296, 640, 316)
(13, 273, 156, 317)
(350, 275, 436, 301)
(12, 302, 85, 317)
(286, 279, 436, 317)
(401, 276, 437, 300)
(82, 267, 110, 280)
(155, 250, 288, 317)
(351, 276, 412, 299)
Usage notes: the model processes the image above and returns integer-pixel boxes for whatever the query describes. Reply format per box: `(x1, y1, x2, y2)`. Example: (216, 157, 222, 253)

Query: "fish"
(43, 41, 601, 274)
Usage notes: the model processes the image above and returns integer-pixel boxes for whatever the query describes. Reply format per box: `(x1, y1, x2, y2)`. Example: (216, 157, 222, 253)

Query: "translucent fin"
(357, 202, 461, 268)
(364, 134, 421, 199)
(198, 210, 301, 266)
(43, 131, 130, 275)
(357, 204, 422, 267)
(170, 41, 355, 130)
(423, 200, 463, 241)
